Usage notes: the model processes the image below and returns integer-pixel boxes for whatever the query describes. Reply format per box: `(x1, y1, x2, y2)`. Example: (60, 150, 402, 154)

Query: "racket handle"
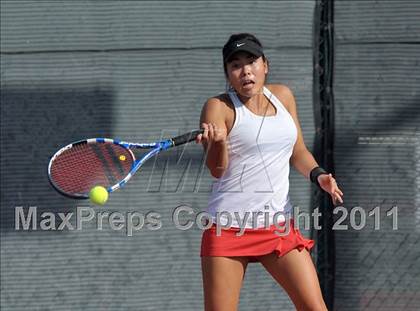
(171, 129, 204, 146)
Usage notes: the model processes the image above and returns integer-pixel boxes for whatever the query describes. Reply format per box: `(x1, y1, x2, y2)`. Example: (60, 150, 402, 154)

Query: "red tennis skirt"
(200, 219, 315, 263)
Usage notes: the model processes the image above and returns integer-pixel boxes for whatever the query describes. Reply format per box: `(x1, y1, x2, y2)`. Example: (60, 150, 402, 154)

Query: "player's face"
(226, 52, 268, 98)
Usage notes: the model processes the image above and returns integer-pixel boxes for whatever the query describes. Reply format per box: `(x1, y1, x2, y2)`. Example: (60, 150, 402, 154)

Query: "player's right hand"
(196, 123, 227, 146)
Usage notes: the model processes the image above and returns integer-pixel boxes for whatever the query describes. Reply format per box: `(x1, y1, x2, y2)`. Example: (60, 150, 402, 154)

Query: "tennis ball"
(89, 186, 109, 205)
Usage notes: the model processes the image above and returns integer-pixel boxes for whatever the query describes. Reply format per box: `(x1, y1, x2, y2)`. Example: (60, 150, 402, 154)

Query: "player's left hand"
(318, 173, 344, 205)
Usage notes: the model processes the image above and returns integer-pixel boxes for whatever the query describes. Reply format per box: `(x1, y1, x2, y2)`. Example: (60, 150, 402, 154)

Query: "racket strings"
(50, 142, 134, 196)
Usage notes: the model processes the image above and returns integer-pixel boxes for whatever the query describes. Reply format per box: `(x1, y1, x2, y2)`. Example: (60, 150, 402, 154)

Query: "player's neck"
(238, 90, 266, 109)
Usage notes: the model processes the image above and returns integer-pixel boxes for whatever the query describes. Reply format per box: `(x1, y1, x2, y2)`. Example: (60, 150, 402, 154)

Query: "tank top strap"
(227, 89, 247, 129)
(227, 89, 243, 109)
(263, 86, 289, 115)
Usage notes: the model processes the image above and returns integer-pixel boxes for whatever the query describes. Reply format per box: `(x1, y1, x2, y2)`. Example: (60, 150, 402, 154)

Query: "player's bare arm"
(196, 97, 229, 178)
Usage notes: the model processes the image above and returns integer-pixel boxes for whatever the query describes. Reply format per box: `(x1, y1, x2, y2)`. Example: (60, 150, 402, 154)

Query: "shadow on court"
(0, 86, 115, 232)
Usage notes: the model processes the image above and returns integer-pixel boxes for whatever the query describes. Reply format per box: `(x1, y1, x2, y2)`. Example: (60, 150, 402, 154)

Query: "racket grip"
(171, 129, 204, 146)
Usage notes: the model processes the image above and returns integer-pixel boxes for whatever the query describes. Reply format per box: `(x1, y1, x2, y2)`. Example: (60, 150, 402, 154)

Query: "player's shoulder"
(266, 83, 294, 99)
(200, 93, 234, 125)
(203, 93, 233, 112)
(265, 84, 296, 110)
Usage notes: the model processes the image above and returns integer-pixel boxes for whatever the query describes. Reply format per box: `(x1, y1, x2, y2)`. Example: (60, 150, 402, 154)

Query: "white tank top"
(206, 86, 298, 228)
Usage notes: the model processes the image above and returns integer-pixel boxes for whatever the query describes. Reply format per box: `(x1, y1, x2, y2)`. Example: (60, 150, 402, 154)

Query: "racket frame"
(48, 129, 203, 199)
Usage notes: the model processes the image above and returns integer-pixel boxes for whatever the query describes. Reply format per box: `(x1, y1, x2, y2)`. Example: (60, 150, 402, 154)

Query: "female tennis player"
(196, 33, 343, 311)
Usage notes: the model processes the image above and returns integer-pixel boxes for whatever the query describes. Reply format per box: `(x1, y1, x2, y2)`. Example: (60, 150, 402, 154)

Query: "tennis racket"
(48, 129, 203, 199)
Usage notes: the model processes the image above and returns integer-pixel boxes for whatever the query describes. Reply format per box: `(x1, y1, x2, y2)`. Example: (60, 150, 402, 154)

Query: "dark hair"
(222, 33, 268, 78)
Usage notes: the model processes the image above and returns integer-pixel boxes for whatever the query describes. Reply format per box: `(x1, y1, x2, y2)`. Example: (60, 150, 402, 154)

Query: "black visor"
(223, 39, 264, 63)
